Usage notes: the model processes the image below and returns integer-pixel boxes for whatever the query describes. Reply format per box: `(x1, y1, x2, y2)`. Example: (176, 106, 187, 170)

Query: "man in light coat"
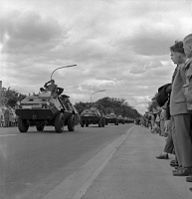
(170, 40, 192, 176)
(182, 34, 192, 185)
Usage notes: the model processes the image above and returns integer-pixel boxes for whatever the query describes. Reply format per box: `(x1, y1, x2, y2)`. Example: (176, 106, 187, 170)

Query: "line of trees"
(75, 97, 141, 119)
(0, 87, 141, 119)
(0, 87, 26, 108)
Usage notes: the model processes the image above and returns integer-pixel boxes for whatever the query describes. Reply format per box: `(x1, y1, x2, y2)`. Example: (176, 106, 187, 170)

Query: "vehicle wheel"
(18, 118, 29, 133)
(86, 123, 89, 127)
(98, 119, 102, 127)
(36, 122, 44, 132)
(115, 120, 119, 125)
(102, 118, 105, 127)
(67, 115, 75, 132)
(54, 113, 64, 133)
(81, 122, 84, 127)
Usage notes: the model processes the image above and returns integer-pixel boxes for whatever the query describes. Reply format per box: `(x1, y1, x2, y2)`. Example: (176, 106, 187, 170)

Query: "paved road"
(82, 126, 192, 199)
(0, 124, 132, 199)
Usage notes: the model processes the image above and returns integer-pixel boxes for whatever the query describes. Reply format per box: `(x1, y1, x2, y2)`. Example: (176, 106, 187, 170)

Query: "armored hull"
(15, 91, 78, 133)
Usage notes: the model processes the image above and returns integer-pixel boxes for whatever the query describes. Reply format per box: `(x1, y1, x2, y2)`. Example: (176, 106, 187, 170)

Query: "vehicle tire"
(67, 115, 75, 132)
(54, 113, 64, 133)
(86, 123, 89, 127)
(98, 119, 102, 127)
(18, 118, 29, 133)
(81, 122, 84, 127)
(115, 120, 119, 125)
(102, 118, 105, 127)
(36, 122, 44, 132)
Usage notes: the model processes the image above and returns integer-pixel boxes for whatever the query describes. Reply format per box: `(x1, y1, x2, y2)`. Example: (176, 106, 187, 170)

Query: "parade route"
(1, 124, 192, 199)
(81, 126, 192, 199)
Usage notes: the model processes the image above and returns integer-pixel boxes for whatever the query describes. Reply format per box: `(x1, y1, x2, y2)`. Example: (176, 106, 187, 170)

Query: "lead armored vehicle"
(15, 65, 78, 133)
(16, 82, 78, 133)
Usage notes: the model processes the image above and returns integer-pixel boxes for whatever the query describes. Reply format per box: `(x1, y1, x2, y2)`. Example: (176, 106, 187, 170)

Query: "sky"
(1, 0, 192, 114)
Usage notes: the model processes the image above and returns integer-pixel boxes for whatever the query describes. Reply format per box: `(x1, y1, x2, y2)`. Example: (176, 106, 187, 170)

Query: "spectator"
(4, 108, 9, 127)
(0, 108, 4, 127)
(160, 108, 166, 136)
(169, 40, 192, 176)
(156, 90, 174, 160)
(182, 34, 192, 183)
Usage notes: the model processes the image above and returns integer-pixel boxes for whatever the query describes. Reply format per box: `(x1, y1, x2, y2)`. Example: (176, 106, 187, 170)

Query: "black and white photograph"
(1, 0, 192, 198)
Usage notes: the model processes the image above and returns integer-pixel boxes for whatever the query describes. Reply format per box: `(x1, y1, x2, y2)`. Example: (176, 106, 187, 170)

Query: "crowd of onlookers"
(142, 108, 169, 137)
(142, 33, 192, 192)
(0, 106, 17, 127)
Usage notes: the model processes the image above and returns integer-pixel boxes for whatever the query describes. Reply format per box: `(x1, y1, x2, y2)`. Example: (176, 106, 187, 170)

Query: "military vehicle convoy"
(80, 107, 105, 127)
(15, 65, 79, 133)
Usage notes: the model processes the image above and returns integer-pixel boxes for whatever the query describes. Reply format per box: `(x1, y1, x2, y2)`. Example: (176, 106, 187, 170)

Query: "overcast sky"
(1, 0, 192, 114)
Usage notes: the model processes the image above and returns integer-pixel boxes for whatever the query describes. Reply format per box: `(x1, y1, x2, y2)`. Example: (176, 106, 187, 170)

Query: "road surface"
(0, 124, 131, 199)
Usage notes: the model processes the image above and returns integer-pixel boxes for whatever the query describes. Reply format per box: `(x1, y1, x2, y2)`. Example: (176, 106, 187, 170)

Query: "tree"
(74, 102, 94, 114)
(75, 97, 141, 119)
(0, 87, 26, 107)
